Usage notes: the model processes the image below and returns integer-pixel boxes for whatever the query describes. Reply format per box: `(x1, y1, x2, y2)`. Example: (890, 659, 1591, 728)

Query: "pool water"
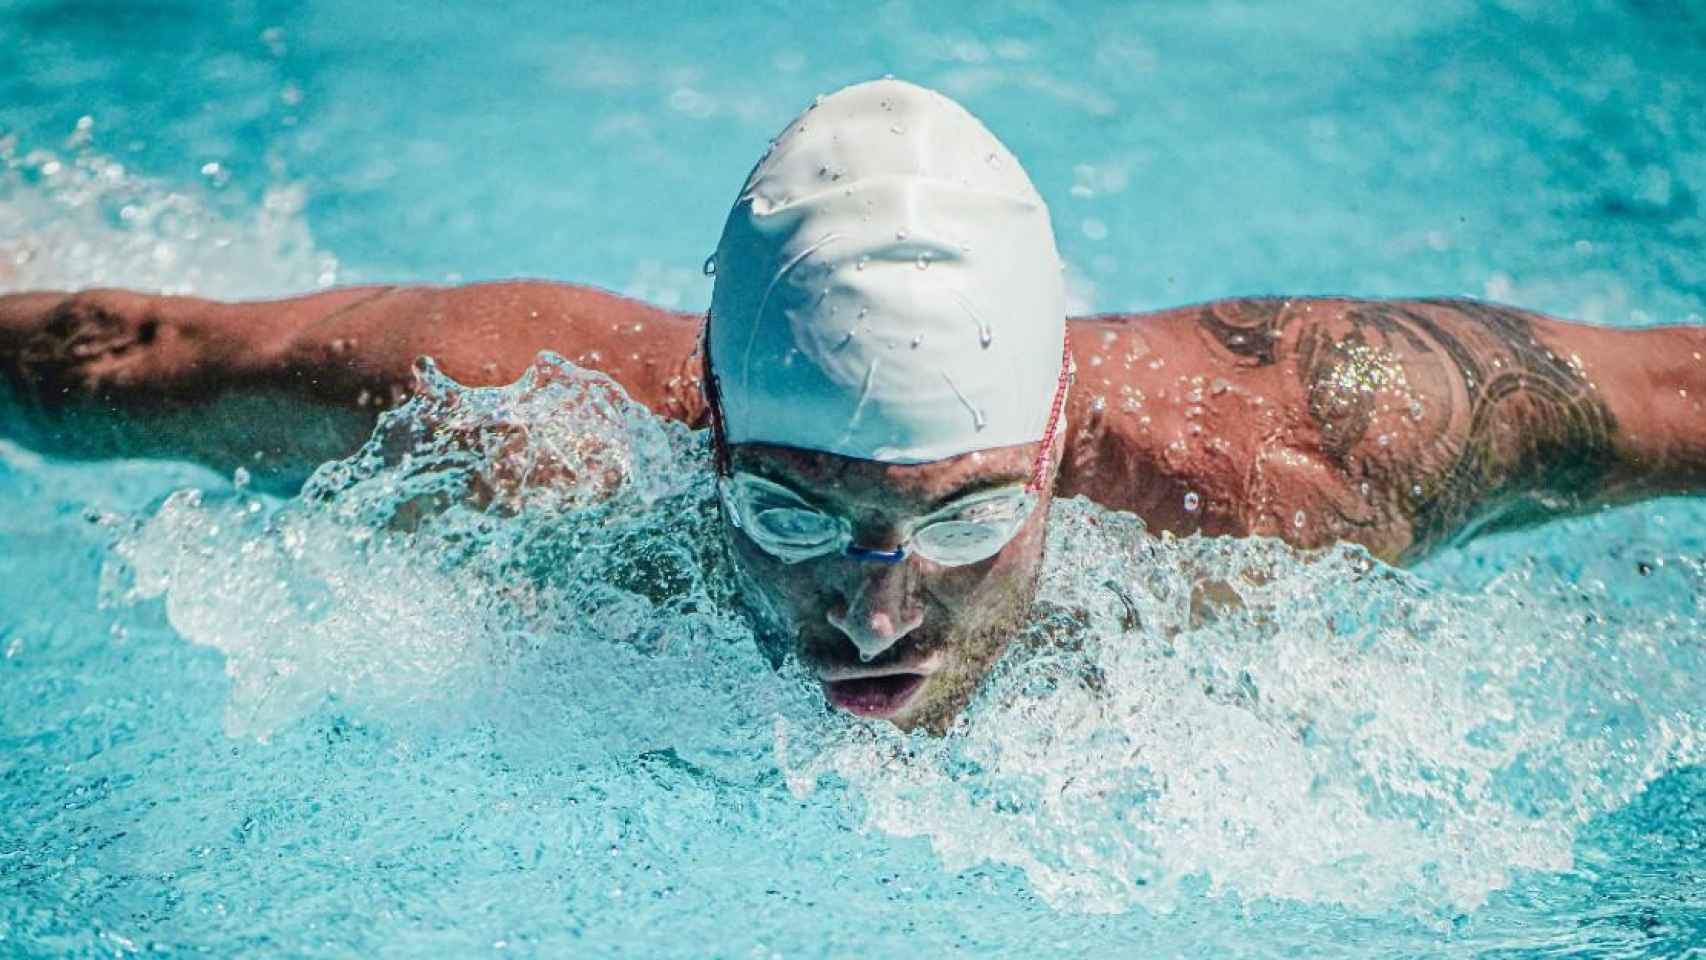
(5, 1, 1706, 955)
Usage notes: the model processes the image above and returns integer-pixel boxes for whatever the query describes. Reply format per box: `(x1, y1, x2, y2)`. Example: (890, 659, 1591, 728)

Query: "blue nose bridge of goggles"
(845, 543, 907, 565)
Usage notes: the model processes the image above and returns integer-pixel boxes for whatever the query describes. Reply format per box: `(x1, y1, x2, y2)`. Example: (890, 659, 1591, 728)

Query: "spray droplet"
(1293, 510, 1307, 528)
(895, 229, 909, 241)
(702, 254, 717, 276)
(1377, 434, 1391, 447)
(855, 255, 868, 271)
(978, 326, 993, 348)
(915, 254, 930, 270)
(1411, 484, 1423, 497)
(910, 334, 922, 349)
(889, 123, 905, 135)
(1091, 396, 1106, 413)
(986, 152, 1001, 167)
(1184, 492, 1200, 512)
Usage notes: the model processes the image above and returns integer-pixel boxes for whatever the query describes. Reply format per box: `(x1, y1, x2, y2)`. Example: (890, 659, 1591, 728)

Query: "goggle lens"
(722, 474, 1034, 567)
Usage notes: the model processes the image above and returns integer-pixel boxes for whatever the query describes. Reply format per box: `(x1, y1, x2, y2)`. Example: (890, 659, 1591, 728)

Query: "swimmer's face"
(722, 439, 1058, 732)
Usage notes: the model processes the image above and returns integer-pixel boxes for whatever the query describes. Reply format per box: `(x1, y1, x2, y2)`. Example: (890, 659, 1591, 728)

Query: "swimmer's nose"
(826, 561, 924, 661)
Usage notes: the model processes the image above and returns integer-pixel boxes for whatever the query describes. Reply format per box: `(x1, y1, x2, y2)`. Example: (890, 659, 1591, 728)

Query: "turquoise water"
(5, 1, 1706, 955)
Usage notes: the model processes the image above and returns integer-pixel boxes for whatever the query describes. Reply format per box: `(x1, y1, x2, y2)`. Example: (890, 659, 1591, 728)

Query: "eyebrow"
(927, 473, 1030, 510)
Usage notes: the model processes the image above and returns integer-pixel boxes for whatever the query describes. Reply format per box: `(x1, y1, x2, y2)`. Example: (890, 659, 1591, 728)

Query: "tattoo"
(1197, 297, 1619, 557)
(1195, 298, 1292, 366)
(1403, 299, 1617, 552)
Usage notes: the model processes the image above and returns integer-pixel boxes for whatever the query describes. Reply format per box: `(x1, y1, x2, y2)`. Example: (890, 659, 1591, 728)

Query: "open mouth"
(822, 673, 928, 719)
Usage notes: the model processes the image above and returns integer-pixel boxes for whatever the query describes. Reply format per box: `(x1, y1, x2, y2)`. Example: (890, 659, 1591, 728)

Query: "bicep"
(1271, 298, 1620, 557)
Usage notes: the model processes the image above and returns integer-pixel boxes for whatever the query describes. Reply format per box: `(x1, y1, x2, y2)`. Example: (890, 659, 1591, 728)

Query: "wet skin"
(5, 282, 1706, 723)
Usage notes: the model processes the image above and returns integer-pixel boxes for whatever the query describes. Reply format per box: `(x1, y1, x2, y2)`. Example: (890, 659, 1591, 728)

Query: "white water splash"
(0, 130, 336, 296)
(103, 355, 1706, 920)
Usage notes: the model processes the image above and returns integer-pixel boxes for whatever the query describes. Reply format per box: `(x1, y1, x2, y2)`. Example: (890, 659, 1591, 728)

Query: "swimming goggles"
(719, 471, 1037, 566)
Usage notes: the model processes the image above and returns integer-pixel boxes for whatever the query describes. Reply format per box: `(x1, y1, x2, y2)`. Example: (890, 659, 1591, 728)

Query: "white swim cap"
(707, 79, 1067, 464)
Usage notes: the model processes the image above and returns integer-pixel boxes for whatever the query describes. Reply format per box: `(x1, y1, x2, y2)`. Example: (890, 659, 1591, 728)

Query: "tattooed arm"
(1063, 298, 1706, 563)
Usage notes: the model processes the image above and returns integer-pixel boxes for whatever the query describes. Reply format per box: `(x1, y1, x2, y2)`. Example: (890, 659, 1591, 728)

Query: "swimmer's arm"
(0, 282, 707, 491)
(1197, 297, 1706, 561)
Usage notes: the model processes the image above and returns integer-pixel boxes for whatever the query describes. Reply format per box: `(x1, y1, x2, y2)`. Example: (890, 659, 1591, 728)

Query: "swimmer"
(4, 80, 1706, 730)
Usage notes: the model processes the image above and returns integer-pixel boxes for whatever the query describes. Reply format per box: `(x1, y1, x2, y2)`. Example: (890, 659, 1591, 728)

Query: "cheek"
(925, 516, 1049, 610)
(727, 532, 825, 611)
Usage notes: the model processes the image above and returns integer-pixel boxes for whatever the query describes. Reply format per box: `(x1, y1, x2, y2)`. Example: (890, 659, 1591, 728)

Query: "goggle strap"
(1027, 331, 1074, 492)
